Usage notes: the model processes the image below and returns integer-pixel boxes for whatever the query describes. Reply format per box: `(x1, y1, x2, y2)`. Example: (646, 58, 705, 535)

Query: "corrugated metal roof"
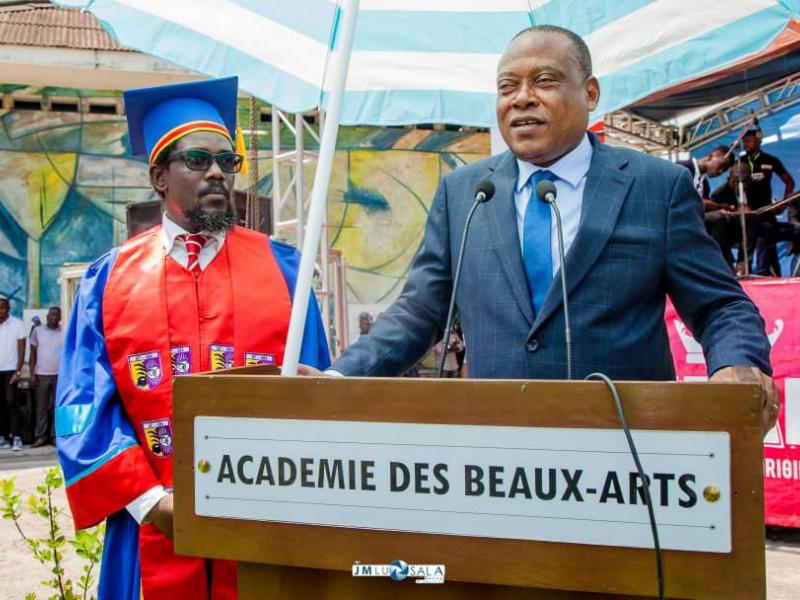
(0, 3, 129, 51)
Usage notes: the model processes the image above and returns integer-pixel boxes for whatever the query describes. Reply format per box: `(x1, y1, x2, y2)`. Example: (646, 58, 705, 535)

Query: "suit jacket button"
(526, 340, 540, 352)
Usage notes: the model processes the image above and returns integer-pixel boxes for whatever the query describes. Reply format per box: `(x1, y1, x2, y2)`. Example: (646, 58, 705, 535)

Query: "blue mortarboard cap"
(124, 76, 239, 164)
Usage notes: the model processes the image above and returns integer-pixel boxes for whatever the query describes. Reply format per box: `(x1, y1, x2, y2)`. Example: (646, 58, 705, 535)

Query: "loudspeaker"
(126, 200, 162, 239)
(15, 387, 35, 444)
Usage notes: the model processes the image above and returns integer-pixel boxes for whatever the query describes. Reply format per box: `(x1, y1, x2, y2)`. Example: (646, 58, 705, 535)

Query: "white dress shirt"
(514, 133, 593, 276)
(126, 214, 228, 524)
(690, 157, 707, 197)
(161, 213, 226, 270)
(0, 316, 26, 372)
(29, 325, 63, 375)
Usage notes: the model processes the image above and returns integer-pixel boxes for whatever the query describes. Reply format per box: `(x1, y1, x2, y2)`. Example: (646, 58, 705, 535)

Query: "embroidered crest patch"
(128, 351, 163, 390)
(244, 352, 276, 366)
(210, 344, 234, 371)
(170, 345, 192, 376)
(142, 418, 173, 458)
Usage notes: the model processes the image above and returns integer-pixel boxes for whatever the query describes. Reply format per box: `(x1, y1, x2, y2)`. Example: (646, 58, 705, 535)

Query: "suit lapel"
(533, 142, 633, 332)
(487, 152, 535, 326)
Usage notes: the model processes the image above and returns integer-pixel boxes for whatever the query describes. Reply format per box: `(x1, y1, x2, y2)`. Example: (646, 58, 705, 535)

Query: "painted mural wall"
(326, 127, 489, 338)
(0, 85, 489, 325)
(0, 86, 148, 317)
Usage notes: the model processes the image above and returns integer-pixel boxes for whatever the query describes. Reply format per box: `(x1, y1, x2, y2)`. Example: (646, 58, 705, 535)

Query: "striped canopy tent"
(55, 0, 800, 126)
(54, 0, 800, 371)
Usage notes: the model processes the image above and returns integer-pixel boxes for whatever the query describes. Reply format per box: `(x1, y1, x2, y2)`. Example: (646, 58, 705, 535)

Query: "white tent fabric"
(55, 0, 800, 126)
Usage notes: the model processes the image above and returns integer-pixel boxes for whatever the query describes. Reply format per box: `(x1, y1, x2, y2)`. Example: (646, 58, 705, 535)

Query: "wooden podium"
(173, 370, 766, 599)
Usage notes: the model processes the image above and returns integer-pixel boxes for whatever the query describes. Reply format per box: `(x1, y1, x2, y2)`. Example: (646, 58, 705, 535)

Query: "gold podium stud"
(703, 485, 721, 503)
(197, 459, 211, 474)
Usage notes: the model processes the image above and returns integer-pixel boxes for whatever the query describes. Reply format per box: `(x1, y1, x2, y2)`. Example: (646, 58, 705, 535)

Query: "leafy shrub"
(1, 467, 104, 600)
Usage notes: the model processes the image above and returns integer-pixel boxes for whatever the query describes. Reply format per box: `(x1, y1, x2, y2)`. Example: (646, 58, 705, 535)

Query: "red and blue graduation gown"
(55, 226, 330, 600)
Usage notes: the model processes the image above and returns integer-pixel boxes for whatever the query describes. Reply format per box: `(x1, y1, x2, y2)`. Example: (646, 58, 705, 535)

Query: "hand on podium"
(294, 364, 329, 376)
(145, 493, 174, 539)
(710, 366, 779, 435)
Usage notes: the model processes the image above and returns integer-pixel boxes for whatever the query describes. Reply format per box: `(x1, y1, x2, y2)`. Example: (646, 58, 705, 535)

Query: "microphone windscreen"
(535, 179, 557, 203)
(474, 180, 495, 203)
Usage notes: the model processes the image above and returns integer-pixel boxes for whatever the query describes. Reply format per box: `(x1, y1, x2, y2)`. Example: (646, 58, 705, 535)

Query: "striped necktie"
(179, 233, 209, 275)
(523, 170, 557, 314)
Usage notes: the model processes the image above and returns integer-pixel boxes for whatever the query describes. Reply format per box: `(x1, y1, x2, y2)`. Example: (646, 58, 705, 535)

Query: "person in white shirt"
(0, 297, 26, 450)
(29, 307, 63, 447)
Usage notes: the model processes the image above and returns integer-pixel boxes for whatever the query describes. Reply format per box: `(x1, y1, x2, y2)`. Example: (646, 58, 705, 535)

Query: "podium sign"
(173, 375, 766, 599)
(194, 417, 731, 552)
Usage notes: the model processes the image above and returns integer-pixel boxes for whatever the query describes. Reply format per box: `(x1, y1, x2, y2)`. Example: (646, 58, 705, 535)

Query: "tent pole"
(281, 0, 359, 375)
(295, 112, 305, 247)
(272, 107, 281, 236)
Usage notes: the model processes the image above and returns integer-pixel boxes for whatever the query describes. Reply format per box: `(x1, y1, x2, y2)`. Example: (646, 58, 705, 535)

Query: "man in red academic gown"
(56, 76, 330, 599)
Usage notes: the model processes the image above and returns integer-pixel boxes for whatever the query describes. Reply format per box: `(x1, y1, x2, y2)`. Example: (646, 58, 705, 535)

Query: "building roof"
(0, 1, 129, 52)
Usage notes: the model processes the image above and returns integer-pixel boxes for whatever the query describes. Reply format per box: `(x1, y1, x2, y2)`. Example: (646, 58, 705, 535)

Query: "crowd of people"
(0, 299, 62, 451)
(682, 130, 799, 276)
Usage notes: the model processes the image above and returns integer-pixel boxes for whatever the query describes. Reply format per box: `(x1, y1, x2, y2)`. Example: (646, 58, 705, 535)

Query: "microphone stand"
(536, 181, 572, 380)
(734, 145, 751, 276)
(550, 200, 572, 380)
(723, 116, 758, 276)
(437, 196, 487, 378)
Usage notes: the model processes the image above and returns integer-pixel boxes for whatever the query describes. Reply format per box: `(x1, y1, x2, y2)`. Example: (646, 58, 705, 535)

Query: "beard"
(185, 199, 236, 233)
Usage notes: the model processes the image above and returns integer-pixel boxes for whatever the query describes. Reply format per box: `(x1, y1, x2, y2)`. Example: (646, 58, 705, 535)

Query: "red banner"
(666, 278, 800, 527)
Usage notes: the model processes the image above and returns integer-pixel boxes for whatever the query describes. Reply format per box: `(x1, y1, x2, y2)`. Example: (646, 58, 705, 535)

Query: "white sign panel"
(194, 418, 731, 553)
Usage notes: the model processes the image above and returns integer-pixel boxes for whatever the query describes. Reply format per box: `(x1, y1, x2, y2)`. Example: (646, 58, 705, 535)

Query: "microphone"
(535, 179, 573, 380)
(475, 180, 495, 203)
(437, 180, 495, 378)
(536, 180, 557, 204)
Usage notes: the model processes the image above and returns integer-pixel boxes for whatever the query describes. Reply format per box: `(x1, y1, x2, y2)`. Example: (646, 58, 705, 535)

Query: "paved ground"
(765, 527, 800, 599)
(1, 448, 799, 598)
(0, 443, 60, 471)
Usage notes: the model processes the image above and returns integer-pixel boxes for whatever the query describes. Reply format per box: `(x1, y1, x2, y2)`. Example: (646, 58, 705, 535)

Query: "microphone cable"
(585, 372, 664, 600)
(535, 183, 661, 596)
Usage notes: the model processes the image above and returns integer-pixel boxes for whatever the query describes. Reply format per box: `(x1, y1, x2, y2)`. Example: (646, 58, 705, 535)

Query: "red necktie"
(179, 233, 209, 275)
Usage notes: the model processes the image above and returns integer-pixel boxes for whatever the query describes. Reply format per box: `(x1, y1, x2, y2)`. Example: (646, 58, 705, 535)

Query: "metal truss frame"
(270, 107, 321, 245)
(603, 110, 679, 155)
(681, 71, 800, 151)
(270, 107, 348, 356)
(604, 71, 800, 155)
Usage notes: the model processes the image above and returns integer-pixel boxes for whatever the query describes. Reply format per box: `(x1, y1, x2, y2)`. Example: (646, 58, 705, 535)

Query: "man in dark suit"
(312, 25, 778, 431)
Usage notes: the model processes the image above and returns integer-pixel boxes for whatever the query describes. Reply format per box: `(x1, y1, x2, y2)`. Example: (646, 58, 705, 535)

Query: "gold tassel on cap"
(236, 126, 249, 175)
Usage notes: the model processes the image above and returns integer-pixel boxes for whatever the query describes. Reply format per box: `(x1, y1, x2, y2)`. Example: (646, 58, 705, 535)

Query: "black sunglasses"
(169, 149, 244, 173)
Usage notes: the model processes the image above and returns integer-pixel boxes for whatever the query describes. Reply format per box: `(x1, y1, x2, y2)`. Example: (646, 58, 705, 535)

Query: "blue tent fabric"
(54, 1, 800, 127)
(633, 50, 800, 121)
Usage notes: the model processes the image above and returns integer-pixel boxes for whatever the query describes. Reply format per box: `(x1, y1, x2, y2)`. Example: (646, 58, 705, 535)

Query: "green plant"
(1, 467, 104, 600)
